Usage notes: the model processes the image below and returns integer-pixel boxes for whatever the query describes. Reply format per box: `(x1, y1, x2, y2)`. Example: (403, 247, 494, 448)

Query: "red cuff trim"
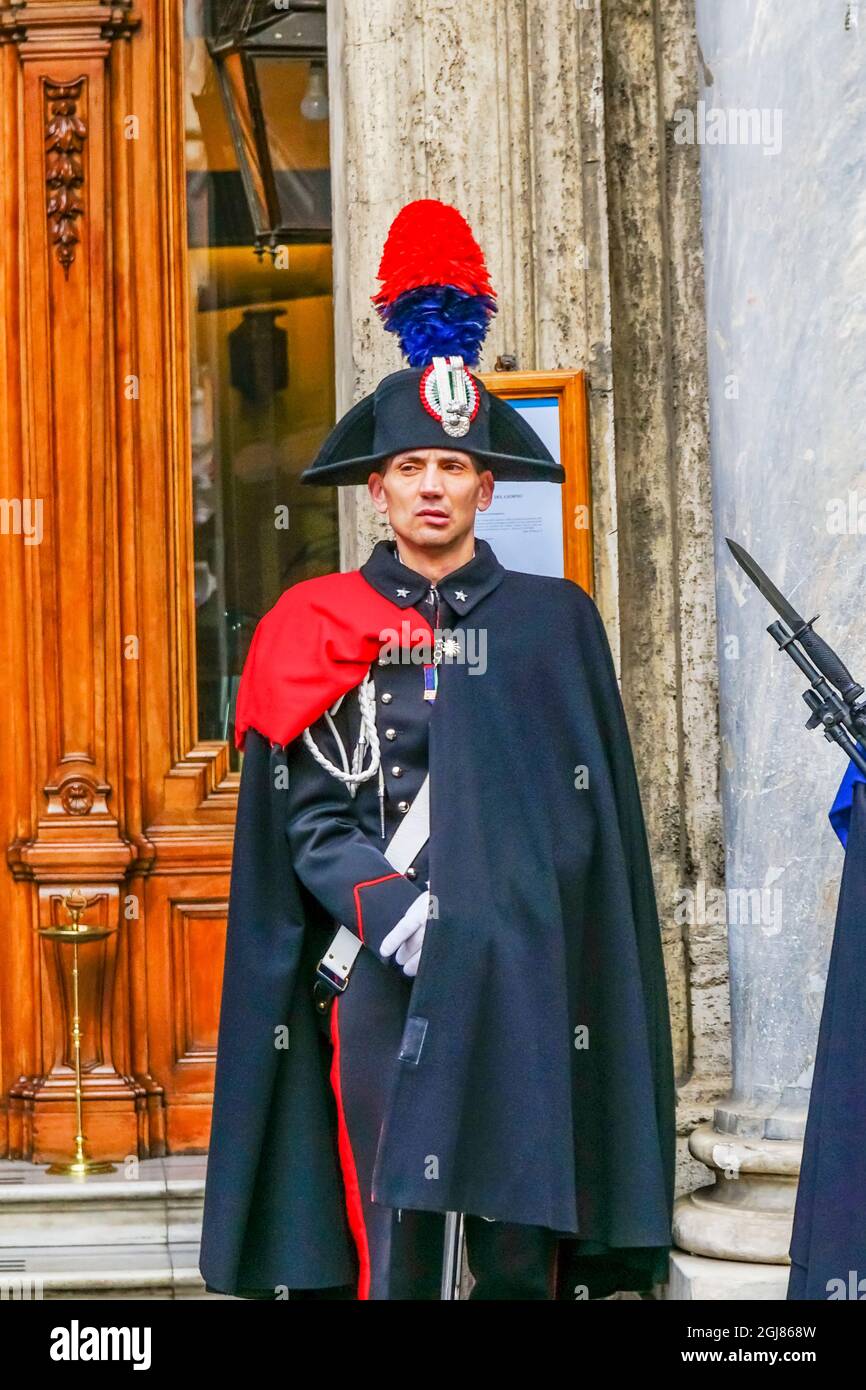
(352, 872, 401, 942)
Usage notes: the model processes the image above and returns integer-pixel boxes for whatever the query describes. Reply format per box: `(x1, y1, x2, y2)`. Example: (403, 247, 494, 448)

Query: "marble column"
(327, 1, 725, 1273)
(672, 0, 866, 1297)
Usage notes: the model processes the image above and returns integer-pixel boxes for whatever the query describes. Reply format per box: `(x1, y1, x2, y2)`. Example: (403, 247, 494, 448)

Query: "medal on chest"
(422, 583, 441, 701)
(423, 631, 461, 701)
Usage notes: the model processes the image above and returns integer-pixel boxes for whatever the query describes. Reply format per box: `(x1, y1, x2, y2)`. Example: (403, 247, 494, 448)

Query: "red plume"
(371, 199, 496, 306)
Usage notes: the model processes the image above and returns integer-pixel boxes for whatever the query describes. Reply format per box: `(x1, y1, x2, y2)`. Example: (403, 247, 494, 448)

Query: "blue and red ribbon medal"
(424, 631, 443, 701)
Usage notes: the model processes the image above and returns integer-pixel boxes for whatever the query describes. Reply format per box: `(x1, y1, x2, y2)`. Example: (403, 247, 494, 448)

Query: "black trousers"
(319, 947, 561, 1301)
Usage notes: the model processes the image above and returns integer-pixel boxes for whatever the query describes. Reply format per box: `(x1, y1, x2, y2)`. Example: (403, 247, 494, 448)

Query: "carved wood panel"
(0, 0, 237, 1161)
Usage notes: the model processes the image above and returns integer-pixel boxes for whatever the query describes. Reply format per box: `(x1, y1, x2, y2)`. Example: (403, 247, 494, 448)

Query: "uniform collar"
(360, 536, 506, 618)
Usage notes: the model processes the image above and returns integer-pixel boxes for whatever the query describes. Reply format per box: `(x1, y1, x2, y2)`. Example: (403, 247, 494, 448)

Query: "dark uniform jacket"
(199, 538, 677, 1299)
(285, 541, 472, 966)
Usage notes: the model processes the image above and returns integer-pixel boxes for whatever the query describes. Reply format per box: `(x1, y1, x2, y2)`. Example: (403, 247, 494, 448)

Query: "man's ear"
(368, 467, 390, 515)
(476, 469, 495, 512)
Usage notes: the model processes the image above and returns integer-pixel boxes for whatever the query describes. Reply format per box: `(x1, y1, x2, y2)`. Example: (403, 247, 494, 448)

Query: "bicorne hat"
(300, 199, 564, 487)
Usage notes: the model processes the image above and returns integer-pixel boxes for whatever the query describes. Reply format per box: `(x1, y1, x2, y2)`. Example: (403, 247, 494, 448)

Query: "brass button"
(391, 765, 403, 777)
(406, 867, 418, 880)
(397, 800, 410, 813)
(380, 692, 393, 704)
(385, 728, 397, 740)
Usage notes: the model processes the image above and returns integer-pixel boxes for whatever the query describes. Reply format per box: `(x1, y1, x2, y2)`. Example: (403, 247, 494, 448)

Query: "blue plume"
(376, 285, 497, 368)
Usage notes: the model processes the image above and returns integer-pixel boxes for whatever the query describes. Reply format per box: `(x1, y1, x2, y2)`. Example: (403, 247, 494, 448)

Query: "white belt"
(382, 773, 430, 873)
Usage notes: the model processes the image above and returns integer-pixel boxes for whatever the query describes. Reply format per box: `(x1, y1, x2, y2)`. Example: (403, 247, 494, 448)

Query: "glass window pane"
(255, 55, 331, 236)
(183, 0, 339, 768)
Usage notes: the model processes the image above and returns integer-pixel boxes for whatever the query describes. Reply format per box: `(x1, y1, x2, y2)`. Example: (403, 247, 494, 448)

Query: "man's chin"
(405, 521, 458, 547)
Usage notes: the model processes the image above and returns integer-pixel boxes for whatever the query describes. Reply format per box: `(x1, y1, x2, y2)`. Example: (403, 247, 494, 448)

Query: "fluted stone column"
(327, 0, 723, 1285)
(672, 0, 866, 1297)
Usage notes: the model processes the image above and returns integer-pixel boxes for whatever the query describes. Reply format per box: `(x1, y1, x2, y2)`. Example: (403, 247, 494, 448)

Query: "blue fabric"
(788, 777, 866, 1298)
(828, 742, 866, 847)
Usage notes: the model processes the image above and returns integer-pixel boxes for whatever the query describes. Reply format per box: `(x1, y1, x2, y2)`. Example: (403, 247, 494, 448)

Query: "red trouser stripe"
(328, 996, 371, 1300)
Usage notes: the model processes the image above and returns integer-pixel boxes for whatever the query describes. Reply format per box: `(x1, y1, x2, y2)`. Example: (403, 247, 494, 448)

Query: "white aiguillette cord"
(301, 667, 430, 857)
(303, 542, 456, 842)
(301, 671, 382, 802)
(310, 703, 430, 992)
(306, 598, 434, 991)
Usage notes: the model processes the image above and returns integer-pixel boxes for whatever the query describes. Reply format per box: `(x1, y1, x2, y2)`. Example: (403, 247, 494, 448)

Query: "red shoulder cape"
(234, 570, 434, 751)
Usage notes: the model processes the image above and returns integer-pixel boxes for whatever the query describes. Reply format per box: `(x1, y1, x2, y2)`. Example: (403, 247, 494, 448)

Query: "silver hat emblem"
(421, 356, 479, 439)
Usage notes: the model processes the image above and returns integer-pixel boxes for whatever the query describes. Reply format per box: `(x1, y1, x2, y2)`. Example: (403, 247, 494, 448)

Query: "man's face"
(367, 448, 494, 550)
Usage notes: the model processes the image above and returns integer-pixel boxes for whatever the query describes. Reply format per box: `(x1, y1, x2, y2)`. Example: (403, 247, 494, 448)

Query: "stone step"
(668, 1251, 790, 1300)
(0, 1242, 227, 1298)
(0, 1156, 231, 1299)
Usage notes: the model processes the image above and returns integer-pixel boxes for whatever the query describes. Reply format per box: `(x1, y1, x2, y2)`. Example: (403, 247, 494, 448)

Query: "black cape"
(199, 570, 677, 1299)
(787, 777, 866, 1299)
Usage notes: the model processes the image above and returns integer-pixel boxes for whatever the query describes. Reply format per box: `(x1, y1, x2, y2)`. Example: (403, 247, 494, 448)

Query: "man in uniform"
(199, 199, 676, 1301)
(284, 442, 566, 1298)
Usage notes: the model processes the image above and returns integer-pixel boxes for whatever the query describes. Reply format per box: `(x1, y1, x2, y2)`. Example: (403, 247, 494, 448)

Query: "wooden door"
(0, 0, 337, 1161)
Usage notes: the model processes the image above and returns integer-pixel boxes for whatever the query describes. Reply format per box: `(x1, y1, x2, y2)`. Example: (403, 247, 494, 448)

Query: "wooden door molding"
(0, 0, 236, 1161)
(5, 0, 142, 888)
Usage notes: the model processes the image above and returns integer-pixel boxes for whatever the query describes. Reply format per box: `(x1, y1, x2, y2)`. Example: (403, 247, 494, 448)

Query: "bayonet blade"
(726, 537, 805, 632)
(727, 536, 866, 710)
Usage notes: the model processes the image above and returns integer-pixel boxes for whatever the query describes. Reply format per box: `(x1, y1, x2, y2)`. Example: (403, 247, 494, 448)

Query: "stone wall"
(601, 0, 728, 1182)
(327, 0, 727, 1192)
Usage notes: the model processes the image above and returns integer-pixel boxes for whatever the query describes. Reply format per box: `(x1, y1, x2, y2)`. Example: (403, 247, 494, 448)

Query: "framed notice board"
(476, 370, 592, 594)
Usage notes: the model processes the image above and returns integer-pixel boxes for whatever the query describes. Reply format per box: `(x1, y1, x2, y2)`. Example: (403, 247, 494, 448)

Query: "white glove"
(379, 890, 430, 977)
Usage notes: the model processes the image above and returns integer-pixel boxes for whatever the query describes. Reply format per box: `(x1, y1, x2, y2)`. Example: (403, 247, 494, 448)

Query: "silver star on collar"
(453, 589, 468, 602)
(396, 587, 410, 597)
